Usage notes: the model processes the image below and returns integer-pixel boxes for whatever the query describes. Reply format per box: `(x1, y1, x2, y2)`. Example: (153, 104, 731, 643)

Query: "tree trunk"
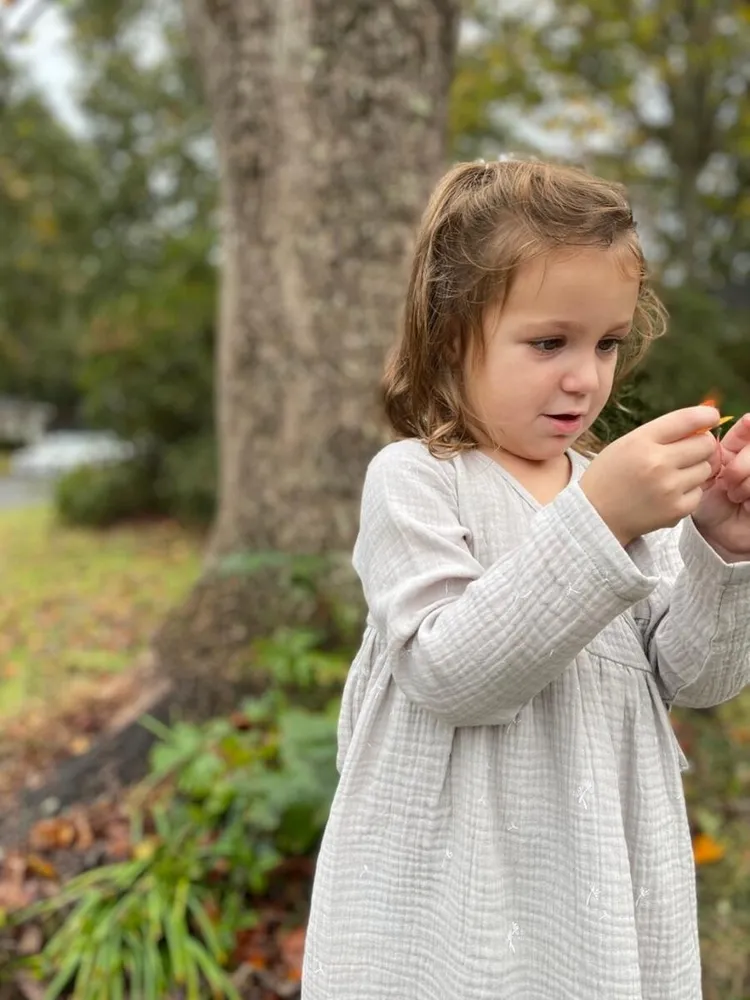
(151, 0, 460, 717)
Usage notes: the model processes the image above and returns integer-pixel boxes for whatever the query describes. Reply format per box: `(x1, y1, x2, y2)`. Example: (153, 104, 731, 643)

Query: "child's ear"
(446, 336, 462, 365)
(447, 324, 473, 369)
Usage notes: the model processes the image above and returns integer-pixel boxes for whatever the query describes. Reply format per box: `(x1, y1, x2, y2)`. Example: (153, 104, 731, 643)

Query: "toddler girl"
(302, 159, 750, 1000)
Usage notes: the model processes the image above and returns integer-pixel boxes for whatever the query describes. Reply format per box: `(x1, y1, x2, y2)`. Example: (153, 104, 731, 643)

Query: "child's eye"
(531, 338, 564, 354)
(598, 338, 622, 354)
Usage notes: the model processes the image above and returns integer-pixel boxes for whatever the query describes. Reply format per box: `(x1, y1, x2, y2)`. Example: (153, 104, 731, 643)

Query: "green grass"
(0, 505, 202, 716)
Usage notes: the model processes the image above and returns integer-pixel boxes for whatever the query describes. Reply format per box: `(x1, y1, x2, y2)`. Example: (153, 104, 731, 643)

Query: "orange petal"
(700, 388, 723, 408)
(690, 415, 734, 436)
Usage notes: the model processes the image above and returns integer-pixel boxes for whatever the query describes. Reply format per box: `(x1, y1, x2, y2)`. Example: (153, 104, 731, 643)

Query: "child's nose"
(561, 357, 600, 396)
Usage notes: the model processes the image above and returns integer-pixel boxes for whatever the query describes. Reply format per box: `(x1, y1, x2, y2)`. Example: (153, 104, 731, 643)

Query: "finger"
(680, 485, 705, 517)
(726, 474, 750, 505)
(649, 406, 721, 445)
(720, 442, 750, 486)
(669, 433, 720, 470)
(720, 413, 750, 457)
(678, 461, 715, 494)
(709, 440, 723, 479)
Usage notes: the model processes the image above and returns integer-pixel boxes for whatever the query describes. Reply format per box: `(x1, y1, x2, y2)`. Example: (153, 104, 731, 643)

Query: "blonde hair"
(384, 158, 667, 456)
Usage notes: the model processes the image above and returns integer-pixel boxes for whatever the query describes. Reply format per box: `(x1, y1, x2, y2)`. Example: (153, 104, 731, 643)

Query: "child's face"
(464, 244, 640, 464)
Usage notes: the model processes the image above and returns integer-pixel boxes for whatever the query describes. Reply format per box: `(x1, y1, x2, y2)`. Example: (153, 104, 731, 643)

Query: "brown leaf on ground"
(29, 817, 76, 852)
(0, 851, 35, 910)
(278, 926, 306, 981)
(68, 807, 95, 851)
(16, 923, 44, 955)
(24, 854, 58, 880)
(13, 972, 47, 1000)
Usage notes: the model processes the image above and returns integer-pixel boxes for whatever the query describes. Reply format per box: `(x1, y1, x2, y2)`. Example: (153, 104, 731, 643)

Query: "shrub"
(156, 433, 216, 525)
(55, 459, 161, 528)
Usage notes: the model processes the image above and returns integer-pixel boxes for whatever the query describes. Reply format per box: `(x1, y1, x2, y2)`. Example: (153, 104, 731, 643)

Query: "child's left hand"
(692, 413, 750, 560)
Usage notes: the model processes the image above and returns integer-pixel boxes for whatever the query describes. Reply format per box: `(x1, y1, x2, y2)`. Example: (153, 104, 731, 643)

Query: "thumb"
(648, 405, 721, 444)
(720, 413, 750, 458)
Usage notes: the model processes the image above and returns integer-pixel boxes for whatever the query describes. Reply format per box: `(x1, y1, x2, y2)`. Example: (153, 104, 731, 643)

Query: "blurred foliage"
(54, 458, 159, 527)
(9, 630, 347, 998)
(155, 432, 217, 525)
(674, 694, 750, 1000)
(1, 0, 218, 521)
(0, 52, 97, 414)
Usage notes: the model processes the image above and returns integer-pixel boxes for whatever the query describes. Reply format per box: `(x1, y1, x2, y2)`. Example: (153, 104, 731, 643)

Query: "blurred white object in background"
(9, 431, 136, 478)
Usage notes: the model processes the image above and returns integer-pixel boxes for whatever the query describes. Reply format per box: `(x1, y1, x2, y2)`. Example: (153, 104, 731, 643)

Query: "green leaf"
(187, 895, 226, 963)
(184, 938, 241, 1000)
(42, 951, 80, 1000)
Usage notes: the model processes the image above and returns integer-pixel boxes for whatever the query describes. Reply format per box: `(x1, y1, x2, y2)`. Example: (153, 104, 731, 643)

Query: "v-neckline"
(465, 448, 585, 512)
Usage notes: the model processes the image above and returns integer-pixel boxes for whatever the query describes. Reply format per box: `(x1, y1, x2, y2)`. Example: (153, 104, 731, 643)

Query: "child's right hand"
(580, 406, 722, 547)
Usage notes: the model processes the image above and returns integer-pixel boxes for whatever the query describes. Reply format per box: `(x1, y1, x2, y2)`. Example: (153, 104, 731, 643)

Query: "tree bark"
(150, 0, 460, 717)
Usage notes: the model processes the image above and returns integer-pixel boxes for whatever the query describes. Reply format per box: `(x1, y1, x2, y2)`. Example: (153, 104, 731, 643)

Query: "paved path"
(0, 475, 52, 509)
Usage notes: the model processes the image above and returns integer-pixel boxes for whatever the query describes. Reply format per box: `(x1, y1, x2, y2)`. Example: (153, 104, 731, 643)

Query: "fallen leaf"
(0, 851, 33, 910)
(29, 817, 76, 851)
(278, 926, 306, 981)
(69, 808, 95, 851)
(69, 735, 91, 755)
(25, 854, 58, 880)
(229, 711, 253, 730)
(17, 922, 44, 954)
(693, 833, 726, 865)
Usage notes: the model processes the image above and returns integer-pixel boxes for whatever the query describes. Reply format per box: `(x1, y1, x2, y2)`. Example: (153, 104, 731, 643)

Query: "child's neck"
(480, 447, 572, 506)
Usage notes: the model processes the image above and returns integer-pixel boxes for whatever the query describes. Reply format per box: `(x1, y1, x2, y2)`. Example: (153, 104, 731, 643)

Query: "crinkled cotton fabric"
(302, 440, 750, 1000)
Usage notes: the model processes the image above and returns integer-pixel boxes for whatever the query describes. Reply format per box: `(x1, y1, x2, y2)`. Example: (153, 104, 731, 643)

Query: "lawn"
(0, 504, 202, 717)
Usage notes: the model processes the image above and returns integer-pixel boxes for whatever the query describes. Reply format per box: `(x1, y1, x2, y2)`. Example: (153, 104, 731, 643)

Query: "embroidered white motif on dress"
(507, 922, 520, 953)
(635, 886, 650, 908)
(576, 782, 593, 809)
(507, 590, 533, 612)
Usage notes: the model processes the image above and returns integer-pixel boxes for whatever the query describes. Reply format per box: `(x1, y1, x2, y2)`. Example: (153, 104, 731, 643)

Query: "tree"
(141, 0, 461, 718)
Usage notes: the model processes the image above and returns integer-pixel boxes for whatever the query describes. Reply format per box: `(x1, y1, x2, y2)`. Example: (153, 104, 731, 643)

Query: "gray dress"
(302, 439, 750, 1000)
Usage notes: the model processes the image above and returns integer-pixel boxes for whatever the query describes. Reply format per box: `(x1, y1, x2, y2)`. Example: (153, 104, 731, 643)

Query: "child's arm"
(354, 442, 658, 727)
(633, 520, 750, 709)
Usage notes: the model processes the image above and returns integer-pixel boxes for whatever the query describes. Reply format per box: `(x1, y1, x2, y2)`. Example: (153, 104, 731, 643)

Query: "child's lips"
(544, 413, 584, 433)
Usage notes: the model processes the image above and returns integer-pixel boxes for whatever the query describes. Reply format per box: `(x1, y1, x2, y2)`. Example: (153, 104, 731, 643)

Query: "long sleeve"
(633, 518, 750, 709)
(353, 442, 658, 726)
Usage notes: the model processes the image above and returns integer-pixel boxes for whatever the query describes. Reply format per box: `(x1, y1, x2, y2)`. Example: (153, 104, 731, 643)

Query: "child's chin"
(527, 439, 574, 460)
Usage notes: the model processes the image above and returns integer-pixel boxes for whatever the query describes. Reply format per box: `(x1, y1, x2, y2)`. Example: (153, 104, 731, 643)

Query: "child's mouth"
(544, 413, 584, 434)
